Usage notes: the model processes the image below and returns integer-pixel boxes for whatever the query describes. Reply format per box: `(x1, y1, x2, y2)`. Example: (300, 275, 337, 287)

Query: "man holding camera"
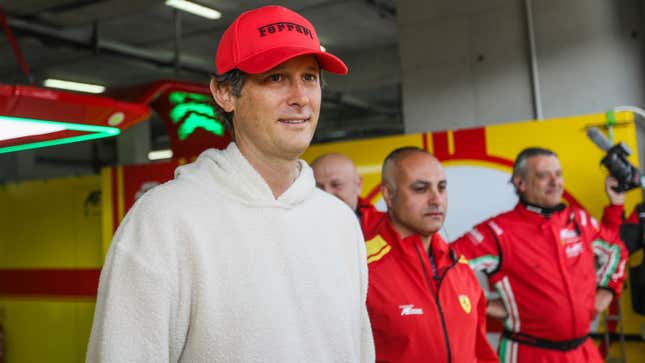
(452, 147, 628, 363)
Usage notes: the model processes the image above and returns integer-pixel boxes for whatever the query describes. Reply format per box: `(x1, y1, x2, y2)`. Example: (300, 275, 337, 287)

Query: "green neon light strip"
(169, 102, 215, 123)
(0, 115, 121, 154)
(166, 92, 225, 138)
(169, 91, 211, 104)
(178, 113, 225, 139)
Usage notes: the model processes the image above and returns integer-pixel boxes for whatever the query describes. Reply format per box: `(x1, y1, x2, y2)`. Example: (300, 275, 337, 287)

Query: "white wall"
(398, 0, 645, 133)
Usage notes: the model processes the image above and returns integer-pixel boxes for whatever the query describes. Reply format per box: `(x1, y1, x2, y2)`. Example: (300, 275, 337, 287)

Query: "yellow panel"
(100, 168, 113, 261)
(606, 341, 645, 361)
(116, 166, 124, 222)
(0, 175, 102, 269)
(0, 298, 95, 363)
(0, 174, 101, 363)
(303, 133, 424, 199)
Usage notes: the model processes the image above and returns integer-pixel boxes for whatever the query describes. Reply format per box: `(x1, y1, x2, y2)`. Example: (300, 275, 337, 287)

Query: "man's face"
(220, 55, 321, 161)
(515, 155, 564, 208)
(383, 153, 447, 238)
(312, 155, 362, 211)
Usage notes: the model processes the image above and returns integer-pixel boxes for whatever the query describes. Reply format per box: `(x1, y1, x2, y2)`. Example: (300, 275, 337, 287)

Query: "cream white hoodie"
(87, 143, 374, 362)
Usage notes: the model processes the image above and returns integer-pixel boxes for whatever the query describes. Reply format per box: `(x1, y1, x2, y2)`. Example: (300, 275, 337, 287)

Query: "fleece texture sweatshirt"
(87, 143, 374, 363)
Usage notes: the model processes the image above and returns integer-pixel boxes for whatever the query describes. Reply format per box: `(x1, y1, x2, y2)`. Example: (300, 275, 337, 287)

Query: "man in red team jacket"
(362, 146, 498, 363)
(452, 147, 628, 363)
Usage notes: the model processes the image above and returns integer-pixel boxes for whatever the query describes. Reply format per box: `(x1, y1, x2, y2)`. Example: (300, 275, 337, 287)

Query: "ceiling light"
(0, 116, 120, 154)
(165, 0, 222, 19)
(0, 118, 65, 140)
(43, 79, 105, 94)
(148, 149, 173, 160)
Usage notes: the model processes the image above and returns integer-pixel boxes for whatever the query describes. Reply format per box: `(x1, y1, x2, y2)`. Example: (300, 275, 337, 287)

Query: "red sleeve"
(475, 288, 500, 363)
(452, 221, 503, 276)
(601, 204, 624, 230)
(586, 206, 628, 296)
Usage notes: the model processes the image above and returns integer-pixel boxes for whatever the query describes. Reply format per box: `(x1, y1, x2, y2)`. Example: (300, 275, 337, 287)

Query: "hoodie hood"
(174, 143, 315, 208)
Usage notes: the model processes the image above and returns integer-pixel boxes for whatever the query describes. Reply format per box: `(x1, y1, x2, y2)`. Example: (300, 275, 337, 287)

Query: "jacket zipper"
(414, 243, 457, 363)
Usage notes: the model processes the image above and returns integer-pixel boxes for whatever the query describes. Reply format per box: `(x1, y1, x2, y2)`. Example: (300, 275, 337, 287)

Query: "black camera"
(600, 142, 642, 192)
(586, 127, 642, 192)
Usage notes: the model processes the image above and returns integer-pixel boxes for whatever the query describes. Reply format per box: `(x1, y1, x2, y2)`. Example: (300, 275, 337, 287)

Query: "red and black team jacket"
(362, 212, 499, 363)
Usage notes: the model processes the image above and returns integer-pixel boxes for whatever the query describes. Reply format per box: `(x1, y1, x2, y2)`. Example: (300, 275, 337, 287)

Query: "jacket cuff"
(602, 204, 624, 226)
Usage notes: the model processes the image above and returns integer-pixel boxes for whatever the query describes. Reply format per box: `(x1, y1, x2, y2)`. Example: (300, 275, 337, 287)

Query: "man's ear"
(382, 183, 394, 210)
(513, 175, 525, 193)
(210, 78, 235, 113)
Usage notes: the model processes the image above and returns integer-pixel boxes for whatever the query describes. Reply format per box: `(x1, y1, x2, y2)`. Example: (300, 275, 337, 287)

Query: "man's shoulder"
(309, 188, 357, 218)
(128, 176, 222, 219)
(566, 205, 598, 229)
(490, 207, 520, 221)
(137, 178, 192, 204)
(451, 209, 518, 251)
(364, 233, 391, 261)
(567, 204, 590, 216)
(469, 209, 516, 235)
(451, 254, 484, 282)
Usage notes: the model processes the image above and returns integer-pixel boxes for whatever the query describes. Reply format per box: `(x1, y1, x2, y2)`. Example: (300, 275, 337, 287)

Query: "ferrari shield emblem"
(459, 294, 472, 314)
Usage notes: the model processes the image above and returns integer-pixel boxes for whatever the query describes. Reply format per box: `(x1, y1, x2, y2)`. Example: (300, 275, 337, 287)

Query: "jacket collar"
(356, 197, 376, 217)
(174, 142, 315, 208)
(357, 196, 374, 210)
(515, 201, 571, 225)
(378, 214, 456, 268)
(520, 198, 565, 217)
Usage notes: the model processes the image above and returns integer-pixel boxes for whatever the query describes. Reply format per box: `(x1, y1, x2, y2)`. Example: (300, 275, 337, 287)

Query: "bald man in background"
(312, 153, 377, 225)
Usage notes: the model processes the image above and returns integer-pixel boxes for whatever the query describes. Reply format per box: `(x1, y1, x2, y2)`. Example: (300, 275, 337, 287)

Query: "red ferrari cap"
(215, 5, 348, 75)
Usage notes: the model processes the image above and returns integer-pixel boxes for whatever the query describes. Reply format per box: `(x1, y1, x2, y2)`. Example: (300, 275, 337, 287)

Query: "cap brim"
(236, 47, 348, 75)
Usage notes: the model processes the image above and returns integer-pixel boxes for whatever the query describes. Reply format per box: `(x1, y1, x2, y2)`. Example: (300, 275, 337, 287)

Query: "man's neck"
(520, 198, 565, 217)
(420, 235, 432, 253)
(389, 217, 433, 252)
(236, 141, 301, 198)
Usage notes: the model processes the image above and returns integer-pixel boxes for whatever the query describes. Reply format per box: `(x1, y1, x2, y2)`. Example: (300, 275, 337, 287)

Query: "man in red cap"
(88, 6, 374, 363)
(363, 146, 499, 363)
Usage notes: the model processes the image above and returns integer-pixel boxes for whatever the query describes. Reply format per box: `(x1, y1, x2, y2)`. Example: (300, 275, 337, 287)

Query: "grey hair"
(511, 147, 558, 194)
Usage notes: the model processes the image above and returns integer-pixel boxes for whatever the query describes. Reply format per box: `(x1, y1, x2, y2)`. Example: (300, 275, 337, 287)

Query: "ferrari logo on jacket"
(459, 294, 472, 314)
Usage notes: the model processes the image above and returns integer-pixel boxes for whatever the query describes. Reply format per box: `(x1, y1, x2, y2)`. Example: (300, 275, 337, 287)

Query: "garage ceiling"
(0, 0, 402, 149)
